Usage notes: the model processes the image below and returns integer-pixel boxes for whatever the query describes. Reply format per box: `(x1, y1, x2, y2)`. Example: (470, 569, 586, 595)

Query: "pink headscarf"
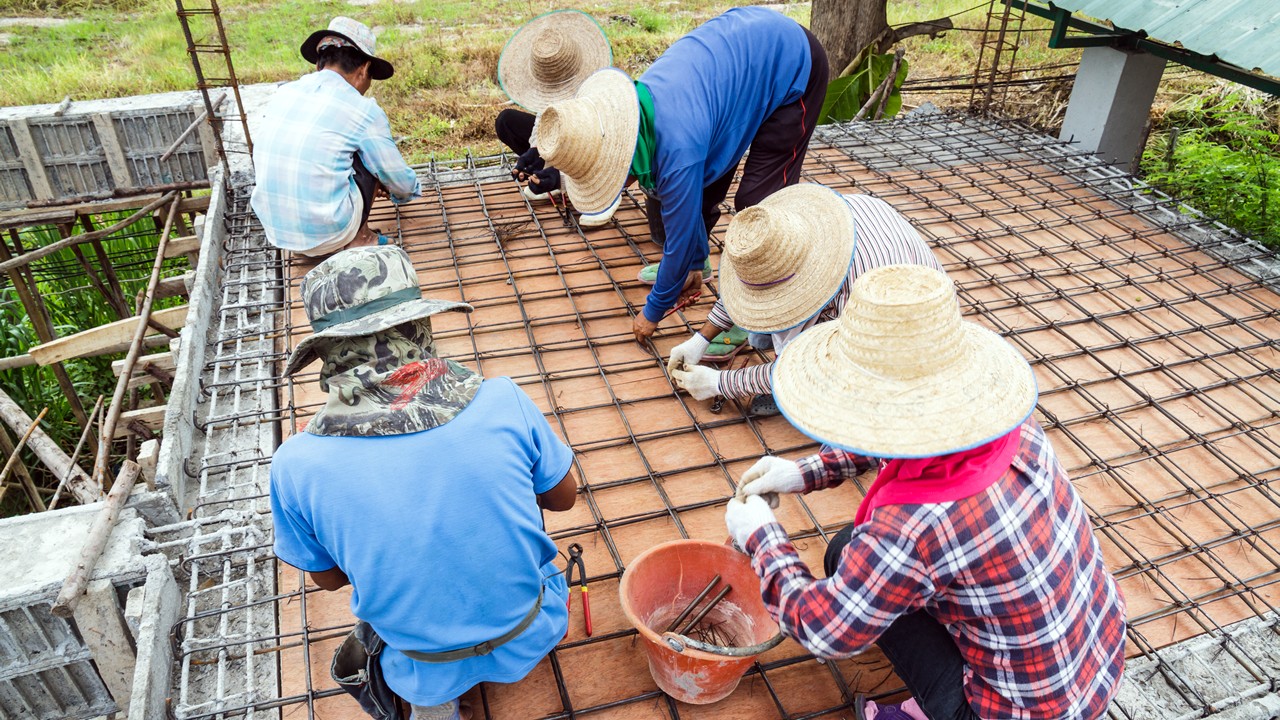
(853, 423, 1025, 525)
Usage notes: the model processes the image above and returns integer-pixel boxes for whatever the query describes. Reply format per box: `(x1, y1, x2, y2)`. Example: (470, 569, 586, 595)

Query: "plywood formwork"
(168, 112, 1280, 720)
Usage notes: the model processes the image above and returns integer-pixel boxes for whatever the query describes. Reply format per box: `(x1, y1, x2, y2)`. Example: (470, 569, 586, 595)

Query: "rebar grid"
(172, 112, 1280, 720)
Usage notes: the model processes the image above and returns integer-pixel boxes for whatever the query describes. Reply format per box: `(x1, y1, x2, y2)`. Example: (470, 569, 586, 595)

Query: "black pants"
(825, 525, 981, 720)
(352, 152, 376, 227)
(495, 108, 536, 155)
(646, 27, 830, 248)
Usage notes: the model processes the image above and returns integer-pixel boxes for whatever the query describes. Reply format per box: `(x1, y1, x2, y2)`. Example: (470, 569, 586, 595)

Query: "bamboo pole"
(51, 460, 141, 618)
(0, 388, 100, 504)
(160, 92, 226, 163)
(0, 407, 49, 511)
(0, 192, 177, 274)
(49, 395, 104, 511)
(93, 197, 181, 490)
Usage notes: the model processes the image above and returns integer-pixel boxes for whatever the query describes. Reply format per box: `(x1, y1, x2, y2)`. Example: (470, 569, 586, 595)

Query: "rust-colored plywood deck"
(271, 118, 1280, 719)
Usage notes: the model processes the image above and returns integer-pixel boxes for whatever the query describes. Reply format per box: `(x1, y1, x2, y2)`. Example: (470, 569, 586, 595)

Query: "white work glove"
(738, 456, 805, 497)
(725, 495, 778, 551)
(670, 364, 722, 401)
(667, 333, 711, 373)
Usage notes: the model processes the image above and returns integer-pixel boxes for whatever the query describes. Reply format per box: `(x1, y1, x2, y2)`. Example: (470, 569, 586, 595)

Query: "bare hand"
(678, 270, 703, 306)
(633, 314, 659, 344)
(374, 182, 389, 200)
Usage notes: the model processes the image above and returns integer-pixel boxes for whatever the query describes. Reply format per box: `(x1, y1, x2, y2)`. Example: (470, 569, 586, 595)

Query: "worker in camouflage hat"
(273, 245, 579, 719)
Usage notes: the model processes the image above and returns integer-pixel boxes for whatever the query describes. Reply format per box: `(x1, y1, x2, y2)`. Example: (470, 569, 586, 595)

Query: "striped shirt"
(707, 194, 942, 398)
(250, 70, 420, 251)
(744, 419, 1127, 720)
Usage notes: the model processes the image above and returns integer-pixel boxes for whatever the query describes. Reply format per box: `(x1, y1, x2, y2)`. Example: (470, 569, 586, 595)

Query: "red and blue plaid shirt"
(744, 420, 1127, 720)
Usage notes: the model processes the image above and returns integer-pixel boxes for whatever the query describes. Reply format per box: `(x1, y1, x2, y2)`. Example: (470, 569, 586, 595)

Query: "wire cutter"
(565, 543, 592, 637)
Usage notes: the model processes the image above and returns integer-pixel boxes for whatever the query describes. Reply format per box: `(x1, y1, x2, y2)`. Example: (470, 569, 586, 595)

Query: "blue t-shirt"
(639, 7, 812, 321)
(269, 377, 574, 706)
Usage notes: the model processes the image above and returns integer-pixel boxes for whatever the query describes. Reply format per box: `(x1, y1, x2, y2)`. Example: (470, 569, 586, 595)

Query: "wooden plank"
(7, 118, 55, 200)
(163, 235, 199, 259)
(0, 192, 210, 231)
(28, 305, 188, 366)
(112, 351, 174, 377)
(91, 113, 133, 189)
(113, 405, 166, 438)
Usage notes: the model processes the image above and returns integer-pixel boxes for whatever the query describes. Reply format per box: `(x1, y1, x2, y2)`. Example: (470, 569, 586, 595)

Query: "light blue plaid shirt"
(250, 70, 420, 251)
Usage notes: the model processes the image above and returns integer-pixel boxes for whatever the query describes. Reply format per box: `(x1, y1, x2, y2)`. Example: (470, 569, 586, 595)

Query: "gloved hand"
(528, 167, 561, 194)
(667, 333, 711, 373)
(725, 494, 777, 551)
(738, 456, 805, 497)
(513, 147, 545, 179)
(670, 364, 721, 401)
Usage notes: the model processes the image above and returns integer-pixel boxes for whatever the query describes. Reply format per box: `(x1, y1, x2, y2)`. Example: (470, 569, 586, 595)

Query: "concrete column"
(1059, 45, 1166, 172)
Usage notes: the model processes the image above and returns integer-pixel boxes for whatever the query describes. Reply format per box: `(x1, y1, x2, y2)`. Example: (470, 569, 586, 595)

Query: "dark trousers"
(352, 152, 376, 227)
(825, 525, 981, 720)
(646, 27, 830, 248)
(495, 108, 536, 155)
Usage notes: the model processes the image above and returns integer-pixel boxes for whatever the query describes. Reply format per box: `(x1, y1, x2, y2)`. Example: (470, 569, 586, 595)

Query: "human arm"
(642, 165, 710, 324)
(309, 567, 351, 591)
(796, 449, 878, 493)
(357, 107, 420, 203)
(745, 519, 935, 658)
(538, 469, 578, 512)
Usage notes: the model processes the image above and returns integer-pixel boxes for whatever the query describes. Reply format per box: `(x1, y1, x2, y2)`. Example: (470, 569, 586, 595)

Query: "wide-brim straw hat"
(284, 246, 471, 376)
(498, 10, 611, 113)
(537, 68, 637, 215)
(772, 264, 1038, 458)
(719, 184, 857, 333)
(302, 16, 394, 80)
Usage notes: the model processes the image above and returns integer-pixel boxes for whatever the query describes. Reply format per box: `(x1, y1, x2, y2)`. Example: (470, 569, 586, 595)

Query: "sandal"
(637, 258, 713, 286)
(701, 326, 749, 364)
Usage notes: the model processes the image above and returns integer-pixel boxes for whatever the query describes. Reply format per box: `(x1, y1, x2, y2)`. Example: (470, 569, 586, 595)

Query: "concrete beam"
(1059, 45, 1165, 172)
(126, 554, 181, 720)
(71, 579, 135, 711)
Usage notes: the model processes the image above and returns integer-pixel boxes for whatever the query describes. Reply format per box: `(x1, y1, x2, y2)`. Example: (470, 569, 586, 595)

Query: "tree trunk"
(811, 0, 891, 78)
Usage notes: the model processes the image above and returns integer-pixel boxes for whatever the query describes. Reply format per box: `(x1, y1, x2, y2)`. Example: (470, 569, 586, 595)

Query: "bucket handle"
(661, 630, 786, 657)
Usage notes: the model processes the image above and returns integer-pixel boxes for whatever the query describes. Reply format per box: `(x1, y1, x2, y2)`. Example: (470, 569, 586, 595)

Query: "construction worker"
(251, 17, 419, 257)
(493, 10, 618, 226)
(534, 6, 829, 342)
(665, 183, 942, 416)
(270, 246, 577, 719)
(725, 264, 1127, 720)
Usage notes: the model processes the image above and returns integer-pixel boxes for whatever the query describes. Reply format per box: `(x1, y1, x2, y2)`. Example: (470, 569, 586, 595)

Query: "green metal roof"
(1052, 0, 1280, 77)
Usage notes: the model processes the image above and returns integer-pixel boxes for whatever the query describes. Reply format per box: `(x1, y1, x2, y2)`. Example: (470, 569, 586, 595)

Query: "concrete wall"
(1059, 45, 1166, 172)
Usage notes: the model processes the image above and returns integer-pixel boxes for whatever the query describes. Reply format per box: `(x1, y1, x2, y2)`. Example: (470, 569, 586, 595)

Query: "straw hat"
(537, 68, 637, 215)
(302, 17, 394, 80)
(498, 10, 611, 113)
(772, 264, 1037, 458)
(719, 184, 857, 333)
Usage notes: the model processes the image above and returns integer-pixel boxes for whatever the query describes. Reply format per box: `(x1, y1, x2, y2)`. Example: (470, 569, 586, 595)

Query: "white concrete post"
(1059, 45, 1166, 172)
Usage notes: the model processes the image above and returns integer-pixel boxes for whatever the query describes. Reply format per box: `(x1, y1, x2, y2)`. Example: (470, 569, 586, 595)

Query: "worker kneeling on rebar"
(665, 183, 942, 417)
(270, 246, 578, 720)
(724, 264, 1127, 720)
(251, 17, 420, 258)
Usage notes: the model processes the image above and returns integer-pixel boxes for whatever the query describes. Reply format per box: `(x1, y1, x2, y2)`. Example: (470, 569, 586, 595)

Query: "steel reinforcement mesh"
(172, 112, 1280, 720)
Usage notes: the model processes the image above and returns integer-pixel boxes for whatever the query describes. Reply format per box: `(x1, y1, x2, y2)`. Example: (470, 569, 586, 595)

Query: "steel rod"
(664, 574, 721, 633)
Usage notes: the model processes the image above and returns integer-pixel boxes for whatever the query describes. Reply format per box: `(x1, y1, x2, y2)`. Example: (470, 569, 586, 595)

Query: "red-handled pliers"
(565, 543, 592, 637)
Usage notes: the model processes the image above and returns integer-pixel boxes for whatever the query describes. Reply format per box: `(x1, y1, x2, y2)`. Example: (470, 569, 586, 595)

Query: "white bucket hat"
(498, 10, 612, 113)
(536, 68, 637, 215)
(302, 17, 394, 80)
(772, 264, 1037, 458)
(719, 184, 857, 333)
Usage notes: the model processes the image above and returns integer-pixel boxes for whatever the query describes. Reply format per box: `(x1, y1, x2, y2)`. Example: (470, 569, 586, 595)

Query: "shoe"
(854, 694, 928, 720)
(638, 258, 713, 286)
(748, 394, 781, 417)
(578, 194, 621, 228)
(522, 185, 563, 202)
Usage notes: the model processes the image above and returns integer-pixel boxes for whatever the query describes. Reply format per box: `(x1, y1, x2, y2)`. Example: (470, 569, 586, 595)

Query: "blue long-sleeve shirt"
(639, 7, 812, 322)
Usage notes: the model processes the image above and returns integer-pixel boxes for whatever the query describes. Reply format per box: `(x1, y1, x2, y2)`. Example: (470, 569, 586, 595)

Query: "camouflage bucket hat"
(285, 246, 471, 377)
(285, 246, 483, 437)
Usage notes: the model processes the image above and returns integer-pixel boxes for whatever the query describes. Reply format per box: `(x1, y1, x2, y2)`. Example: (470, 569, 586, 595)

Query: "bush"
(1142, 88, 1280, 247)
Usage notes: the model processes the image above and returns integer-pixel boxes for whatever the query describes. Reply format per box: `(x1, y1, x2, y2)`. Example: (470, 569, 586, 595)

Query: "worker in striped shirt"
(667, 184, 941, 411)
(725, 264, 1127, 720)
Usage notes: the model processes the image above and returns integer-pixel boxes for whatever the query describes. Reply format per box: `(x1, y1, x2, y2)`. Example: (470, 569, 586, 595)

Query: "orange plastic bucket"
(619, 540, 781, 704)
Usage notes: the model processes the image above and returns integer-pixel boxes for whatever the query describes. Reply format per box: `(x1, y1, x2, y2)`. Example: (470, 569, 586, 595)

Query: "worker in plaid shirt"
(725, 264, 1126, 720)
(251, 17, 420, 257)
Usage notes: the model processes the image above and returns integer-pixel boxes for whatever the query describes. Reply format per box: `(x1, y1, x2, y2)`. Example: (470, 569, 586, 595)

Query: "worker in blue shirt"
(536, 7, 828, 342)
